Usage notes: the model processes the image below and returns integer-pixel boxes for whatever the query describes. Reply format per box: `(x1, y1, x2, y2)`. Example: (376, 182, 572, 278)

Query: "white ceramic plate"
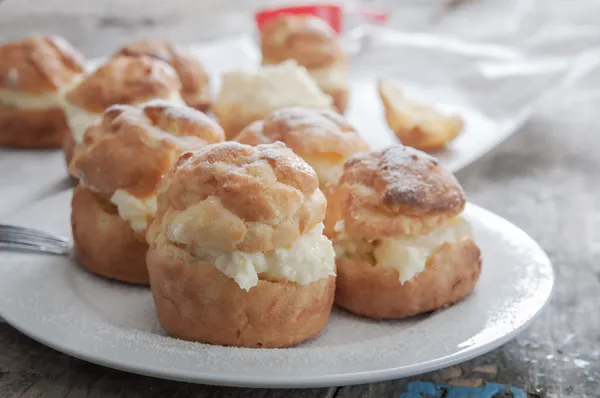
(0, 189, 553, 388)
(0, 149, 70, 219)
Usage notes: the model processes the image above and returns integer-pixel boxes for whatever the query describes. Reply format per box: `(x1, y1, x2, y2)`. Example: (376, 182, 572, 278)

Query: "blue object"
(399, 381, 527, 398)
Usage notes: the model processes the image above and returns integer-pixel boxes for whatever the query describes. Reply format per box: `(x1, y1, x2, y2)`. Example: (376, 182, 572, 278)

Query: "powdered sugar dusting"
(0, 189, 553, 386)
(143, 98, 211, 123)
(381, 146, 434, 196)
(375, 145, 464, 211)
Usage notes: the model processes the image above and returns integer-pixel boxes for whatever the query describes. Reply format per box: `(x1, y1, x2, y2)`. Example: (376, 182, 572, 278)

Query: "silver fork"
(0, 224, 71, 255)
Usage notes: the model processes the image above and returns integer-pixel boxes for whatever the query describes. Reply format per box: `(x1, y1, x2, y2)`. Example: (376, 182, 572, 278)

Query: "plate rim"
(2, 285, 552, 389)
(0, 193, 554, 389)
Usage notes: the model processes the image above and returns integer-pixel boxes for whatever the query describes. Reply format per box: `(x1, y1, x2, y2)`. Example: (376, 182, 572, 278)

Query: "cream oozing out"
(62, 102, 102, 143)
(334, 216, 473, 284)
(165, 198, 336, 291)
(0, 75, 82, 110)
(109, 189, 157, 233)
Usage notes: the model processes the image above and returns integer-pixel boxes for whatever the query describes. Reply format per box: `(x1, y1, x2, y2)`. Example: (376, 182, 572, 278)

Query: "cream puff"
(69, 101, 224, 284)
(213, 60, 332, 139)
(324, 145, 481, 319)
(114, 39, 211, 112)
(233, 107, 369, 187)
(0, 35, 85, 148)
(146, 141, 336, 347)
(62, 55, 184, 168)
(261, 15, 349, 113)
(378, 79, 464, 152)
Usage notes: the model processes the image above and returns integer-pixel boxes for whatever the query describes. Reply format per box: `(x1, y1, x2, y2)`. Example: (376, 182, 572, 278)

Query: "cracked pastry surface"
(69, 100, 224, 284)
(62, 55, 184, 167)
(378, 79, 464, 152)
(260, 15, 349, 113)
(0, 35, 85, 148)
(324, 145, 481, 319)
(213, 60, 332, 139)
(114, 39, 211, 112)
(146, 141, 336, 347)
(233, 107, 369, 186)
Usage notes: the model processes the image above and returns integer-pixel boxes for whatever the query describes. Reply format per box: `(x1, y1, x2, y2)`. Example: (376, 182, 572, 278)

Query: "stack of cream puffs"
(233, 106, 369, 187)
(145, 142, 336, 347)
(260, 15, 349, 113)
(69, 100, 224, 284)
(62, 55, 185, 168)
(2, 23, 481, 349)
(324, 145, 482, 319)
(0, 35, 86, 148)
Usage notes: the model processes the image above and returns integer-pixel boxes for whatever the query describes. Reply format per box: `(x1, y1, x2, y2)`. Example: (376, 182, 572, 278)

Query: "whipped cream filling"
(110, 189, 157, 233)
(334, 216, 473, 284)
(170, 221, 336, 291)
(0, 89, 64, 110)
(217, 60, 332, 112)
(63, 103, 102, 143)
(0, 73, 81, 110)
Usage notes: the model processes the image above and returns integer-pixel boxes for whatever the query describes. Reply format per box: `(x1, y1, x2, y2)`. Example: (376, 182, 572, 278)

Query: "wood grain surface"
(1, 0, 600, 397)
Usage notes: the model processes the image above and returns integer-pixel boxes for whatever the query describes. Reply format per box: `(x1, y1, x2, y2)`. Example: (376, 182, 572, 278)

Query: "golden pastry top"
(149, 141, 327, 253)
(0, 35, 85, 93)
(114, 39, 210, 109)
(260, 15, 345, 70)
(69, 100, 224, 198)
(234, 107, 368, 159)
(65, 55, 182, 113)
(324, 145, 466, 241)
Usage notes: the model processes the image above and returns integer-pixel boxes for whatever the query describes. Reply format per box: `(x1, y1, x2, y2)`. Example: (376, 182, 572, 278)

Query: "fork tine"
(0, 237, 72, 253)
(0, 240, 71, 255)
(0, 224, 70, 243)
(0, 233, 71, 247)
(0, 224, 70, 244)
(0, 224, 72, 255)
(0, 230, 71, 247)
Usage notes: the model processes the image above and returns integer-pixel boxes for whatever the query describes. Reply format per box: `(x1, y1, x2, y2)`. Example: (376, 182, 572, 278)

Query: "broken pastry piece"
(378, 79, 464, 152)
(145, 141, 336, 347)
(69, 101, 224, 284)
(324, 145, 482, 319)
(233, 107, 369, 187)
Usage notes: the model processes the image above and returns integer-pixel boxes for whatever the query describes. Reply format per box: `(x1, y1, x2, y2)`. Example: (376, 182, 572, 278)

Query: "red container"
(255, 3, 388, 35)
(255, 5, 343, 33)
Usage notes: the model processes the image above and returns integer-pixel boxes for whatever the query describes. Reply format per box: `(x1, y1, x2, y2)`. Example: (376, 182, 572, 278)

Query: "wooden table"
(1, 0, 600, 396)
